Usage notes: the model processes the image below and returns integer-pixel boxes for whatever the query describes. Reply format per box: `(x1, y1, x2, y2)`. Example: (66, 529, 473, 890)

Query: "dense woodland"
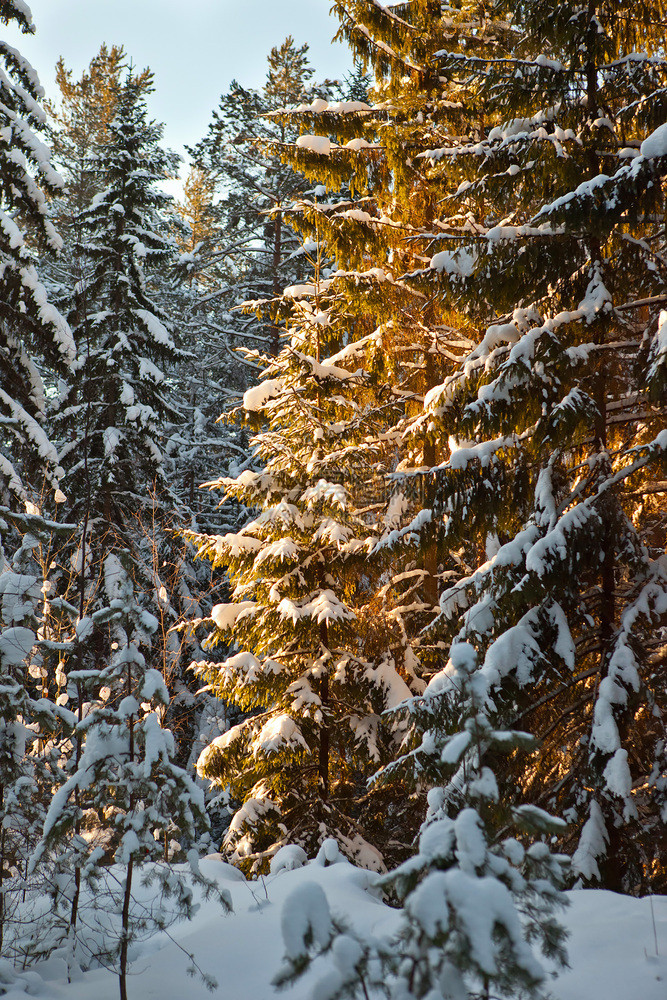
(0, 0, 666, 997)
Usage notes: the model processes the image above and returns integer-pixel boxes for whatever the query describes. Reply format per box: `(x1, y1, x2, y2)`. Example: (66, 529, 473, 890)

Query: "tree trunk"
(119, 660, 135, 1000)
(271, 211, 283, 356)
(423, 333, 439, 609)
(0, 788, 5, 956)
(118, 857, 133, 1000)
(318, 620, 330, 800)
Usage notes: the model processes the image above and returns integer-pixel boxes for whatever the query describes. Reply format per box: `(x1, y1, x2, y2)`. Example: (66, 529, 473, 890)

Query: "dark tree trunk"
(318, 620, 330, 800)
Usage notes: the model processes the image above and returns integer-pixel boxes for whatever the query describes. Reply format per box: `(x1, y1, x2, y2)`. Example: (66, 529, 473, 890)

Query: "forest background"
(0, 1, 666, 999)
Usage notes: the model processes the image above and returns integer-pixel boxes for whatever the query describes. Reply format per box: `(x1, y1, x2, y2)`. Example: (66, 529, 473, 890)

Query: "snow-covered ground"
(4, 853, 666, 999)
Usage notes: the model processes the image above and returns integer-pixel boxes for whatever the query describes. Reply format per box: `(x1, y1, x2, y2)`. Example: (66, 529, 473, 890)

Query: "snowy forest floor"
(4, 856, 666, 1000)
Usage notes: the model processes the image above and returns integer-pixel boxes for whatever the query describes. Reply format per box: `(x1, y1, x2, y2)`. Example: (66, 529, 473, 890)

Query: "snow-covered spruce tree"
(26, 601, 121, 974)
(178, 41, 391, 849)
(49, 68, 221, 856)
(0, 512, 76, 962)
(45, 51, 244, 779)
(261, 0, 518, 653)
(50, 65, 192, 709)
(215, 0, 518, 867)
(36, 552, 228, 999)
(276, 643, 568, 1000)
(382, 0, 667, 892)
(0, 0, 75, 515)
(53, 68, 180, 560)
(0, 4, 77, 955)
(46, 52, 232, 772)
(46, 45, 152, 225)
(42, 46, 153, 311)
(188, 1, 520, 867)
(190, 241, 426, 873)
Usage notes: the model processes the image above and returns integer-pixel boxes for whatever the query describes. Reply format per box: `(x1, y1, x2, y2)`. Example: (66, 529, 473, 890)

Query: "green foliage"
(190, 252, 423, 872)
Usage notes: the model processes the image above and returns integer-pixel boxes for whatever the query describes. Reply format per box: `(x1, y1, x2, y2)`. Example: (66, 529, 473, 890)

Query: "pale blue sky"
(6, 1, 352, 156)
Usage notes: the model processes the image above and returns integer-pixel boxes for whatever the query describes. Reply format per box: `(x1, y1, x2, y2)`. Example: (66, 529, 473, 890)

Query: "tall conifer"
(191, 3, 513, 869)
(389, 0, 667, 893)
(192, 243, 419, 871)
(54, 69, 179, 580)
(187, 37, 320, 356)
(0, 0, 74, 512)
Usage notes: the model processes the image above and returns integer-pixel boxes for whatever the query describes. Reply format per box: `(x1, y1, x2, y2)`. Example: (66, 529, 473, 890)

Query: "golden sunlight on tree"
(174, 164, 219, 276)
(47, 44, 153, 212)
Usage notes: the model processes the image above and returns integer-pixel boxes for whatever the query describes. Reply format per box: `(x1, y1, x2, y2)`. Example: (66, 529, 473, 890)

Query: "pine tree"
(174, 165, 219, 282)
(200, 1, 515, 862)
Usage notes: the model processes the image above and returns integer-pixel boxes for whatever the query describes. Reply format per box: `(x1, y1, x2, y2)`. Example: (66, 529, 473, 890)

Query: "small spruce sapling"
(37, 553, 230, 999)
(0, 522, 71, 962)
(275, 643, 568, 1000)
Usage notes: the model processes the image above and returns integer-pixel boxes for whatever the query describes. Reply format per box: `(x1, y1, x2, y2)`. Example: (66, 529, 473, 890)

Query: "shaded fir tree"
(0, 0, 79, 967)
(35, 552, 229, 1000)
(0, 513, 75, 963)
(0, 0, 75, 515)
(53, 68, 180, 558)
